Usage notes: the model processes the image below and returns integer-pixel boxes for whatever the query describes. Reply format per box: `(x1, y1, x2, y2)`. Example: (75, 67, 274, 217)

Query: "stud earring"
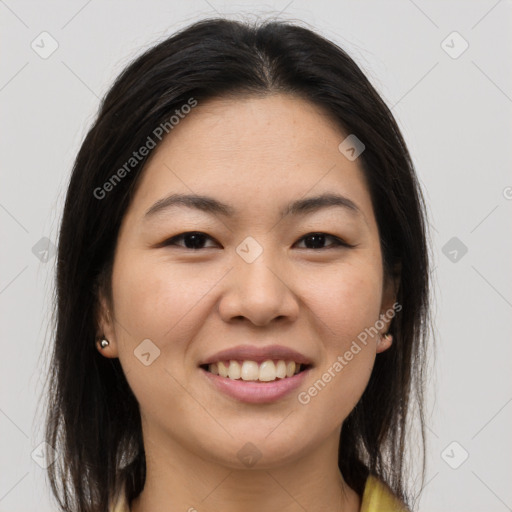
(381, 332, 392, 343)
(100, 338, 110, 349)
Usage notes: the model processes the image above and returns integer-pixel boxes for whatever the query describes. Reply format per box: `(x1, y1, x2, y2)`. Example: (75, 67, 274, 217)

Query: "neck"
(129, 423, 361, 512)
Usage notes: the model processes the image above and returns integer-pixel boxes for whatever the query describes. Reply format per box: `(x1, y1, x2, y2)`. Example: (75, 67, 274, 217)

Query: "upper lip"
(199, 344, 313, 366)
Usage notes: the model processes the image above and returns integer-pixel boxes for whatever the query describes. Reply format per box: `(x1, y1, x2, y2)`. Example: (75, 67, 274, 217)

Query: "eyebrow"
(143, 192, 362, 222)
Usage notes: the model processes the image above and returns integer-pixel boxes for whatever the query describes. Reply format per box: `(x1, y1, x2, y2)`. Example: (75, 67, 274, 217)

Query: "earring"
(381, 332, 392, 343)
(100, 338, 110, 349)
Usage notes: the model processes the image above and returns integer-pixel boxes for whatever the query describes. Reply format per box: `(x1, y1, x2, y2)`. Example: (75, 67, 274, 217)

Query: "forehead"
(124, 93, 375, 227)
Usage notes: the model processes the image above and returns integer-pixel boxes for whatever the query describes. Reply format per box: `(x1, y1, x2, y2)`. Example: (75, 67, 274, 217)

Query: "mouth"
(199, 361, 312, 404)
(200, 360, 312, 383)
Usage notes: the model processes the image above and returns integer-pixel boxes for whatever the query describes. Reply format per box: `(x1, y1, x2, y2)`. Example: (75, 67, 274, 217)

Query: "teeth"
(218, 361, 228, 378)
(207, 359, 304, 382)
(241, 361, 259, 380)
(259, 360, 276, 381)
(276, 360, 287, 378)
(228, 360, 241, 379)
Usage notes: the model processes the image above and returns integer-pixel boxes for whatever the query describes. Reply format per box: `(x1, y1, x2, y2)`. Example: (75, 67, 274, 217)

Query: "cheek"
(294, 261, 382, 421)
(109, 255, 216, 412)
(303, 260, 383, 342)
(111, 258, 173, 340)
(111, 253, 229, 364)
(299, 344, 375, 431)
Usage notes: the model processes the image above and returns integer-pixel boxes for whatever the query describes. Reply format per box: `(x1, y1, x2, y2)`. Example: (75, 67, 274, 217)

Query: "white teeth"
(207, 359, 304, 382)
(241, 361, 259, 381)
(228, 360, 241, 380)
(218, 361, 229, 378)
(259, 360, 276, 382)
(276, 360, 287, 378)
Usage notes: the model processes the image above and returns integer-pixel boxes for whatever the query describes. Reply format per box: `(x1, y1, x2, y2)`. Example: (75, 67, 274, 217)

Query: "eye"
(163, 231, 219, 250)
(294, 232, 353, 250)
(159, 231, 353, 251)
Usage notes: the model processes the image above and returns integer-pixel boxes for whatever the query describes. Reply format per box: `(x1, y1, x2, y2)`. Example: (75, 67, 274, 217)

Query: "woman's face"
(98, 93, 397, 469)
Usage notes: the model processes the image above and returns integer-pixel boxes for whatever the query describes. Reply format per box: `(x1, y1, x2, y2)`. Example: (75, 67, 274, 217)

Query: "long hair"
(42, 17, 431, 511)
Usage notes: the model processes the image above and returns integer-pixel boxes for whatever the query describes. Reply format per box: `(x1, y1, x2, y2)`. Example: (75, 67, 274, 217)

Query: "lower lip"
(200, 367, 311, 404)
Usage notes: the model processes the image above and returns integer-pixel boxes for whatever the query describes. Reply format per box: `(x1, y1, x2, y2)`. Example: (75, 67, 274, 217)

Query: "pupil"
(185, 233, 205, 249)
(306, 234, 325, 249)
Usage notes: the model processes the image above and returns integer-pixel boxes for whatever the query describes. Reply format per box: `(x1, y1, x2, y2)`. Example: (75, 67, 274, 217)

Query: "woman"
(43, 17, 431, 512)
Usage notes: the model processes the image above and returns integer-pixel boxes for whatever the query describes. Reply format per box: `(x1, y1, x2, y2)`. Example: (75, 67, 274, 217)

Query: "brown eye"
(164, 232, 219, 250)
(295, 233, 352, 250)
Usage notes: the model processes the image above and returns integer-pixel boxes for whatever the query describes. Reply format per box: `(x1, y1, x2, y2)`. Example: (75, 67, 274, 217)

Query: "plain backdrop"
(1, 1, 511, 511)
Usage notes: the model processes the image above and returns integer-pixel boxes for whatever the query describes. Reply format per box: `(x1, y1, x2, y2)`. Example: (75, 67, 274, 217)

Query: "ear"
(94, 287, 119, 359)
(376, 262, 401, 354)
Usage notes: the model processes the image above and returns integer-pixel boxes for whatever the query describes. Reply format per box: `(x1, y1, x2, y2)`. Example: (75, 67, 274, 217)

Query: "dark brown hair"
(43, 17, 431, 511)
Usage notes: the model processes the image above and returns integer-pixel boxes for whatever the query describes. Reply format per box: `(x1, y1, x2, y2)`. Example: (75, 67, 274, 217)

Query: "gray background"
(1, 1, 511, 511)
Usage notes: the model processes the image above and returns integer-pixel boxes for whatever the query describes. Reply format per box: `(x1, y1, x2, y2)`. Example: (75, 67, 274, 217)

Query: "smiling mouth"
(200, 360, 311, 383)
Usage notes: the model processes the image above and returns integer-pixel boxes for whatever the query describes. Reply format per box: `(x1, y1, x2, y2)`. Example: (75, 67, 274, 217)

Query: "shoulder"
(360, 475, 410, 512)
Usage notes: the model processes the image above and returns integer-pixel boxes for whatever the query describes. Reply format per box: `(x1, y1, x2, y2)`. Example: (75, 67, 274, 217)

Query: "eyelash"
(161, 231, 354, 251)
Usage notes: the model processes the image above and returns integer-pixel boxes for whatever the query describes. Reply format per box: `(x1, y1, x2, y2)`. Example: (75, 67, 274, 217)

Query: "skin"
(96, 93, 399, 512)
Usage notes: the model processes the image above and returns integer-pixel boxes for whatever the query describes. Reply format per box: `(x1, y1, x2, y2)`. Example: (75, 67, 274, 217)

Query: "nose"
(217, 252, 300, 327)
